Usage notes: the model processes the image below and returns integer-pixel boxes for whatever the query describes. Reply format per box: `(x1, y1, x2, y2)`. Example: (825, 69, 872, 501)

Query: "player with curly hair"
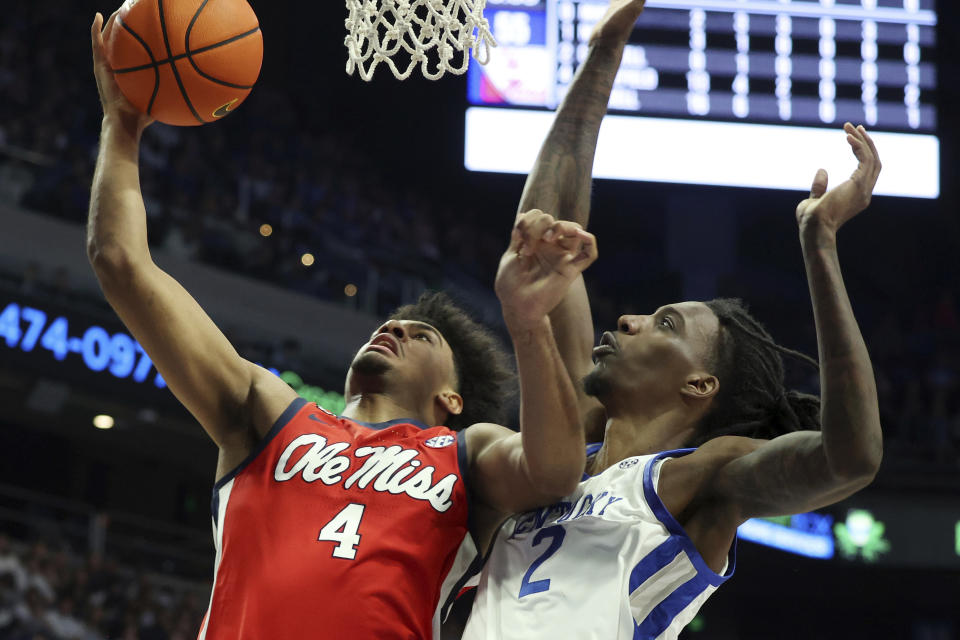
(88, 11, 598, 639)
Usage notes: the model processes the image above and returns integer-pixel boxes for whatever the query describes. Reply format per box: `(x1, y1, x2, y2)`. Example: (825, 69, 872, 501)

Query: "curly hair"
(390, 291, 516, 429)
(692, 298, 821, 446)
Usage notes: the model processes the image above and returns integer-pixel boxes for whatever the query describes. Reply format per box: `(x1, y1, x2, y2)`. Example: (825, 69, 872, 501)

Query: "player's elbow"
(88, 238, 126, 272)
(830, 437, 883, 488)
(87, 241, 146, 284)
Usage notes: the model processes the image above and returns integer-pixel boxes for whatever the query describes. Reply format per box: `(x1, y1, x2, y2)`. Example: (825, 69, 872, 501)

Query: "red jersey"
(197, 397, 479, 640)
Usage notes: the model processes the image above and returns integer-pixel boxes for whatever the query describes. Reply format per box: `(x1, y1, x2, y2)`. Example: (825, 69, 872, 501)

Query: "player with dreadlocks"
(462, 1, 883, 638)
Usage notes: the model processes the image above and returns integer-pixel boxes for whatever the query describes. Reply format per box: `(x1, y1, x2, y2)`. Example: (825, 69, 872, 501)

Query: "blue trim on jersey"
(211, 488, 220, 529)
(628, 537, 684, 594)
(634, 573, 711, 639)
(212, 396, 308, 500)
(640, 449, 737, 588)
(456, 430, 475, 534)
(342, 415, 434, 431)
(581, 442, 604, 481)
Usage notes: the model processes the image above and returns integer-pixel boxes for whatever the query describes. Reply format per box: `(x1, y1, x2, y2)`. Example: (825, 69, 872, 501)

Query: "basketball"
(104, 0, 263, 126)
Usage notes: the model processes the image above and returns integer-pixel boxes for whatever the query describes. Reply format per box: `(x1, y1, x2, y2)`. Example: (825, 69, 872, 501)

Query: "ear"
(436, 389, 464, 420)
(680, 372, 719, 401)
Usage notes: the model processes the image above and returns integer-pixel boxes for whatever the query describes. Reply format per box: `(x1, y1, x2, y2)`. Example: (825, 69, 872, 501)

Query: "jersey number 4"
(318, 503, 366, 560)
(518, 525, 566, 598)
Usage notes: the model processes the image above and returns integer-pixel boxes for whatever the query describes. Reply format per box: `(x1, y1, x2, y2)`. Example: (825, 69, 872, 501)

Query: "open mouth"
(367, 335, 400, 357)
(592, 331, 618, 361)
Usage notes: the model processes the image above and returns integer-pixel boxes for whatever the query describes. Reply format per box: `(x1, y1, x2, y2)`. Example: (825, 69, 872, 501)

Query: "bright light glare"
(93, 414, 115, 430)
(738, 518, 834, 559)
(465, 107, 940, 199)
(301, 253, 315, 267)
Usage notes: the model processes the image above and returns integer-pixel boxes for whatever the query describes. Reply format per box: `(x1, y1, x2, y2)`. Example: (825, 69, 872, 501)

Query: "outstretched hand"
(91, 11, 153, 130)
(496, 210, 598, 333)
(795, 123, 881, 245)
(589, 0, 647, 47)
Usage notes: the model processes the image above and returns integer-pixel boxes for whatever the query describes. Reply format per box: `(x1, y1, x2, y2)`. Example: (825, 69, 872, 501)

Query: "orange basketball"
(104, 0, 263, 126)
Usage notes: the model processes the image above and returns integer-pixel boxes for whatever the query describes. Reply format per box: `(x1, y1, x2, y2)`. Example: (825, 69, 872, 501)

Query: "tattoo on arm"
(518, 44, 628, 226)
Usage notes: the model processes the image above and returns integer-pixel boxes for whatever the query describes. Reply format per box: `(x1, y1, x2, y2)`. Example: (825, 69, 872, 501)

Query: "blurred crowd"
(870, 290, 960, 465)
(0, 5, 503, 320)
(0, 535, 206, 640)
(0, 0, 958, 469)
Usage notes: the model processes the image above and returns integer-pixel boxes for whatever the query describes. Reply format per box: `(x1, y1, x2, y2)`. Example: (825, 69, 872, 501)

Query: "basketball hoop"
(344, 0, 496, 81)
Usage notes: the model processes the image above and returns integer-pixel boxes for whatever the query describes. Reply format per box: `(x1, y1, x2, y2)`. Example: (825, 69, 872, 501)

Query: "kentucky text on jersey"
(464, 450, 736, 640)
(274, 435, 458, 512)
(509, 492, 624, 538)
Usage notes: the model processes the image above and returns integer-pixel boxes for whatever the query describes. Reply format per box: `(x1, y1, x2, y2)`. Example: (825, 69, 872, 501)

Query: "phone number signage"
(0, 300, 166, 389)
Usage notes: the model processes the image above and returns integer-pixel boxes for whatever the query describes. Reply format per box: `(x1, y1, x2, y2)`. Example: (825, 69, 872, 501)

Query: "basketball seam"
(112, 27, 260, 75)
(157, 0, 205, 124)
(116, 17, 161, 116)
(185, 0, 256, 91)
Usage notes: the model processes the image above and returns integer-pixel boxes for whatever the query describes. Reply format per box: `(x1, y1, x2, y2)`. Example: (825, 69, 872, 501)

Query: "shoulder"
(656, 437, 767, 518)
(247, 364, 302, 437)
(461, 422, 516, 462)
(689, 435, 766, 462)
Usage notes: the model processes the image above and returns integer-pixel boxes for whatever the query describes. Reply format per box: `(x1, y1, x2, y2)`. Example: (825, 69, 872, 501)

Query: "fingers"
(91, 13, 103, 60)
(843, 122, 882, 170)
(810, 168, 828, 199)
(571, 229, 598, 268)
(512, 211, 598, 272)
(93, 10, 122, 64)
(513, 209, 557, 257)
(860, 127, 880, 167)
(106, 9, 121, 31)
(844, 123, 868, 162)
(548, 226, 598, 273)
(546, 220, 585, 251)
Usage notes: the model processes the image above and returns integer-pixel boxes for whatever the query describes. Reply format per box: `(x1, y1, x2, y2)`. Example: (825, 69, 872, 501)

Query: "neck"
(587, 405, 697, 476)
(340, 392, 436, 426)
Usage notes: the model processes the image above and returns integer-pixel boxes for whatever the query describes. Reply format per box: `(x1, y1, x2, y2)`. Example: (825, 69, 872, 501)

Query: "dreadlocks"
(692, 298, 821, 446)
(390, 291, 517, 429)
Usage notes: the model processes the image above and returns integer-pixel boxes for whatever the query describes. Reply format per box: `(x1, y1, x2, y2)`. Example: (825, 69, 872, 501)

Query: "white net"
(344, 0, 497, 81)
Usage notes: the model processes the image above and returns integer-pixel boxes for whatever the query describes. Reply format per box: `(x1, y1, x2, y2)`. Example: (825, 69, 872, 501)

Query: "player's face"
(584, 301, 719, 406)
(346, 319, 458, 400)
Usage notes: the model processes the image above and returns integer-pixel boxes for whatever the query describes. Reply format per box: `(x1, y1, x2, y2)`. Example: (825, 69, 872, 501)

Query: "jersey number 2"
(518, 525, 566, 598)
(318, 503, 365, 559)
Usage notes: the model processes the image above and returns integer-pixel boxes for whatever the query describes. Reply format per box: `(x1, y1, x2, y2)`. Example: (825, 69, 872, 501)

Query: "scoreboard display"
(465, 0, 940, 198)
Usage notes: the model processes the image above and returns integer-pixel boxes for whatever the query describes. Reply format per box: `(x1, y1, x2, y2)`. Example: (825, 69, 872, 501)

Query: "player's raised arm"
(87, 13, 294, 451)
(466, 211, 598, 513)
(516, 0, 647, 437)
(708, 124, 884, 521)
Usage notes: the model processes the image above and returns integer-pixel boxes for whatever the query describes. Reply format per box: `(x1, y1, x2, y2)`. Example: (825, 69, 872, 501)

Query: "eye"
(414, 333, 431, 342)
(658, 315, 675, 330)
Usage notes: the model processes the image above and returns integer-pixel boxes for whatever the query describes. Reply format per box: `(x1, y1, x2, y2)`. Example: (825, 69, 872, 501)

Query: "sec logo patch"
(425, 435, 455, 449)
(619, 458, 639, 469)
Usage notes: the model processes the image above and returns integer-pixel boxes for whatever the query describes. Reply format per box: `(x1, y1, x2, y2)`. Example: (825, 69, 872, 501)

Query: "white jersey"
(463, 448, 736, 640)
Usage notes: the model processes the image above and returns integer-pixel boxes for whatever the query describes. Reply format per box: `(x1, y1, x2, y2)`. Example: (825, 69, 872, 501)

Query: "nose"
(377, 320, 407, 341)
(617, 315, 645, 335)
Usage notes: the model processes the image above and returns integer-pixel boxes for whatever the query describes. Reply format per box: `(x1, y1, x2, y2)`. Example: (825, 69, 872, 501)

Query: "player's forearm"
(508, 316, 586, 495)
(87, 116, 152, 271)
(801, 237, 882, 481)
(517, 41, 627, 225)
